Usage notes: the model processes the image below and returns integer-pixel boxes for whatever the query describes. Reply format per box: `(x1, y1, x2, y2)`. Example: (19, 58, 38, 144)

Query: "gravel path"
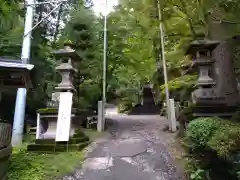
(61, 110, 185, 180)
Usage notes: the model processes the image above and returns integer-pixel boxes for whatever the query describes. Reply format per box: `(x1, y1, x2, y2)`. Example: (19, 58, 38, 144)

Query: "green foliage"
(186, 157, 210, 180)
(186, 117, 240, 158)
(8, 146, 84, 180)
(186, 117, 240, 179)
(208, 121, 240, 158)
(117, 99, 136, 113)
(186, 117, 221, 151)
(37, 108, 57, 114)
(59, 6, 103, 109)
(160, 74, 197, 101)
(190, 169, 208, 180)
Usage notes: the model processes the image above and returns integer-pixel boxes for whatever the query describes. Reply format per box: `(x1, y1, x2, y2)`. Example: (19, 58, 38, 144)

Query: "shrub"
(186, 117, 240, 179)
(186, 157, 210, 180)
(229, 152, 240, 179)
(208, 121, 240, 158)
(118, 100, 135, 113)
(186, 117, 221, 151)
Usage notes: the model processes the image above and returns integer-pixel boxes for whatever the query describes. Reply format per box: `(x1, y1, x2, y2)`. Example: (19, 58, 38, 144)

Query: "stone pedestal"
(186, 40, 237, 117)
(36, 109, 86, 140)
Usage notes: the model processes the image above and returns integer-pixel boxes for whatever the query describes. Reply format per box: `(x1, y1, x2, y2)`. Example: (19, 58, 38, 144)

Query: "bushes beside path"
(185, 117, 240, 180)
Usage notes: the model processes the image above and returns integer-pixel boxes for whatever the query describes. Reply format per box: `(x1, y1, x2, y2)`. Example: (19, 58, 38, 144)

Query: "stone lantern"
(54, 44, 79, 92)
(186, 40, 236, 116)
(27, 44, 90, 152)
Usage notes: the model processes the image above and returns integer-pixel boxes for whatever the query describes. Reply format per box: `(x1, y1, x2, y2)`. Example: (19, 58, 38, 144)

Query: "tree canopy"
(0, 0, 240, 119)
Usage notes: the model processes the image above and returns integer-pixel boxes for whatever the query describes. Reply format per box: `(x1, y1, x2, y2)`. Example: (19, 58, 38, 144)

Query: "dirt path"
(60, 110, 186, 180)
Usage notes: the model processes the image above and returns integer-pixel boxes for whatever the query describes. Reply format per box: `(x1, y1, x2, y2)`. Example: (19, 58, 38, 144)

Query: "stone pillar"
(208, 14, 239, 105)
(213, 41, 239, 106)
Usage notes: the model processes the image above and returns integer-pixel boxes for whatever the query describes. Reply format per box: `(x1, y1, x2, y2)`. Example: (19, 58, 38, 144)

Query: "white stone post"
(36, 113, 40, 139)
(169, 99, 177, 132)
(97, 101, 105, 132)
(55, 92, 73, 142)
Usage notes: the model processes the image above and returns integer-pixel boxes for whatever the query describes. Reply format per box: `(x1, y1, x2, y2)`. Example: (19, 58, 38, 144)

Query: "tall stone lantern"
(186, 40, 236, 117)
(27, 44, 90, 152)
(55, 44, 79, 92)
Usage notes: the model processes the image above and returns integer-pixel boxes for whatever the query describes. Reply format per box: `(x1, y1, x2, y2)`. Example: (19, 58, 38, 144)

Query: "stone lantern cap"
(56, 63, 77, 73)
(55, 44, 76, 57)
(186, 40, 221, 55)
(192, 57, 215, 68)
(54, 43, 79, 58)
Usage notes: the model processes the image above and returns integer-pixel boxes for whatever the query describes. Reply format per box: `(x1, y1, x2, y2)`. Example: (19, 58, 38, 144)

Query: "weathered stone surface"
(213, 41, 239, 105)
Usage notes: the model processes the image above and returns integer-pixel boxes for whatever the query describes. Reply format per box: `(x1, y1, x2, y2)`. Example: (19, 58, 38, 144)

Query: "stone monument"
(186, 40, 237, 116)
(27, 44, 90, 152)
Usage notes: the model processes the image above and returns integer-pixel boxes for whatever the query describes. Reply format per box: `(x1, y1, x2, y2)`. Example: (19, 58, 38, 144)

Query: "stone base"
(27, 130, 90, 153)
(193, 104, 237, 117)
(27, 142, 90, 152)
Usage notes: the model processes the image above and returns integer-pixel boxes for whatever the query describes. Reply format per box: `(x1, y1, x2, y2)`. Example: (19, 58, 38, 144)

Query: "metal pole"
(157, 0, 171, 130)
(12, 0, 35, 147)
(102, 0, 108, 130)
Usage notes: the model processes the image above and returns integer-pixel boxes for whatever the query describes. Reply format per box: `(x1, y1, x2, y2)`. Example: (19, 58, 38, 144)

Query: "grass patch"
(8, 128, 103, 180)
(8, 145, 84, 180)
(81, 128, 107, 141)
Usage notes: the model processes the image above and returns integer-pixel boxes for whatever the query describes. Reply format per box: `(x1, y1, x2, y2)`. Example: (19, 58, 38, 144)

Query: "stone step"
(27, 142, 90, 152)
(35, 137, 89, 145)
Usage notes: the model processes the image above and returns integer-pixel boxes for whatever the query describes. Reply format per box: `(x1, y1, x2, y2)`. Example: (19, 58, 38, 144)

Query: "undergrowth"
(8, 144, 84, 180)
